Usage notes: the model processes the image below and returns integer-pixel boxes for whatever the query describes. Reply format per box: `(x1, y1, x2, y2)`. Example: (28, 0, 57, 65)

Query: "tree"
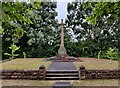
(25, 2, 58, 57)
(2, 2, 41, 59)
(66, 2, 94, 41)
(66, 2, 98, 57)
(86, 2, 120, 58)
(87, 2, 120, 25)
(66, 2, 120, 58)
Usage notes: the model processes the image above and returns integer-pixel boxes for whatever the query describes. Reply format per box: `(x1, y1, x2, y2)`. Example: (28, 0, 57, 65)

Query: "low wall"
(2, 65, 120, 80)
(2, 65, 46, 80)
(79, 66, 120, 79)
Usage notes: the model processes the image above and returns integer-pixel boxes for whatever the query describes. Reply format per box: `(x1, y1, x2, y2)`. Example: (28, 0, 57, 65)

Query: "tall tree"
(66, 2, 120, 58)
(2, 2, 40, 59)
(66, 2, 98, 57)
(87, 2, 120, 57)
(25, 2, 58, 57)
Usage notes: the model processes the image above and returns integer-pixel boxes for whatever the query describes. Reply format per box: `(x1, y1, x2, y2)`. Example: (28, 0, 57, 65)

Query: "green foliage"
(2, 1, 41, 40)
(25, 2, 58, 58)
(2, 2, 120, 60)
(2, 2, 41, 59)
(87, 2, 120, 25)
(4, 43, 20, 59)
(0, 26, 4, 35)
(23, 52, 26, 58)
(13, 27, 26, 38)
(98, 51, 107, 59)
(107, 47, 119, 60)
(66, 2, 120, 58)
(33, 2, 41, 9)
(2, 2, 35, 40)
(2, 2, 31, 25)
(66, 2, 100, 57)
(97, 50, 101, 59)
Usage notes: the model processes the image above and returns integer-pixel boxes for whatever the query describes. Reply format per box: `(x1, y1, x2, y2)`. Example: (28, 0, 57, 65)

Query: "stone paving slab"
(48, 62, 77, 71)
(52, 82, 72, 88)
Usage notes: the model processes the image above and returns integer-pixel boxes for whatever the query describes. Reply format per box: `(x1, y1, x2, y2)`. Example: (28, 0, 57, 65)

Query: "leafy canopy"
(87, 2, 120, 24)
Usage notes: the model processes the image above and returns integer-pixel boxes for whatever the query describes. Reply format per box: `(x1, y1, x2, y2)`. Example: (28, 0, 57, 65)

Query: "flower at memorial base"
(62, 59, 68, 62)
(75, 58, 81, 61)
(64, 56, 67, 59)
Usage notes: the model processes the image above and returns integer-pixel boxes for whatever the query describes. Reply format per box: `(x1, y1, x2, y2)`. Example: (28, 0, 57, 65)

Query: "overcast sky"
(56, 0, 73, 22)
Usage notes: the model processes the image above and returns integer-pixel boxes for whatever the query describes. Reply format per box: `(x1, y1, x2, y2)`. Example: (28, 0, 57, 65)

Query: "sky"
(55, 0, 77, 42)
(56, 0, 73, 22)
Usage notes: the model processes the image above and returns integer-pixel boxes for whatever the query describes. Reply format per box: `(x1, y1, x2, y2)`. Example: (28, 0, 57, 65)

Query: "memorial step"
(45, 77, 79, 80)
(46, 70, 78, 73)
(46, 73, 79, 76)
(45, 70, 79, 80)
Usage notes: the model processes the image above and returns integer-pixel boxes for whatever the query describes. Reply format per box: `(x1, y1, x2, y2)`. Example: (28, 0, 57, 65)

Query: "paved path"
(52, 82, 72, 88)
(48, 62, 77, 71)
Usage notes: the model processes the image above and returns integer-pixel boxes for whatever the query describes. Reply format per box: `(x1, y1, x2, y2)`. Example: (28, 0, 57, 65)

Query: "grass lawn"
(1, 79, 119, 86)
(72, 79, 119, 86)
(1, 58, 51, 70)
(1, 58, 118, 70)
(74, 58, 118, 70)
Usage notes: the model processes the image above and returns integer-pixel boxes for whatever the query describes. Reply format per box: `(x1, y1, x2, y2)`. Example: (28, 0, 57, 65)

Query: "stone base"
(47, 56, 83, 62)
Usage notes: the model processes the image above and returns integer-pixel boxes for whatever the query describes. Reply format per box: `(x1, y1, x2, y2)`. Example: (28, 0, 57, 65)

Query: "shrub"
(106, 47, 119, 60)
(4, 43, 20, 59)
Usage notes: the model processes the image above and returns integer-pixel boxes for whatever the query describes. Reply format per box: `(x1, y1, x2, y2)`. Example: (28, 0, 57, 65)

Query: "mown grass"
(72, 79, 119, 86)
(1, 58, 51, 70)
(1, 79, 119, 86)
(1, 58, 118, 70)
(74, 58, 118, 70)
(2, 80, 53, 86)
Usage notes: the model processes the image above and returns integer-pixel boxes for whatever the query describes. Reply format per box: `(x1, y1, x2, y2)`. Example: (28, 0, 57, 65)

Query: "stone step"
(45, 70, 79, 80)
(46, 70, 78, 73)
(51, 60, 75, 62)
(46, 73, 79, 77)
(45, 77, 79, 80)
(46, 73, 79, 75)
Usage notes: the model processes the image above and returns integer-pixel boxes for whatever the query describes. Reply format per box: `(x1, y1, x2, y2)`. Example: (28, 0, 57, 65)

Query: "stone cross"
(58, 19, 67, 57)
(59, 19, 66, 46)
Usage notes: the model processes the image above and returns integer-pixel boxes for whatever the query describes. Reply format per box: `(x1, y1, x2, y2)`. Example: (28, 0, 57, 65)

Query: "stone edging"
(79, 65, 120, 79)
